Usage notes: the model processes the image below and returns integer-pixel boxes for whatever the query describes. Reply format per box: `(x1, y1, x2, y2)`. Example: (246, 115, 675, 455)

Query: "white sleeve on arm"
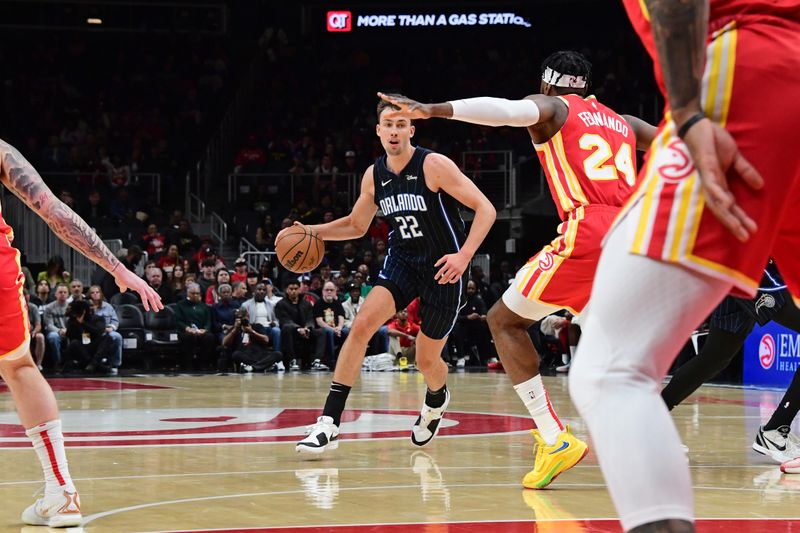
(449, 97, 541, 127)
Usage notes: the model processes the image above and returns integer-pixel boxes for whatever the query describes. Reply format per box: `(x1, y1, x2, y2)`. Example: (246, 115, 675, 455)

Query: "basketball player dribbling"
(379, 50, 656, 489)
(567, 1, 800, 531)
(290, 96, 495, 455)
(0, 139, 163, 527)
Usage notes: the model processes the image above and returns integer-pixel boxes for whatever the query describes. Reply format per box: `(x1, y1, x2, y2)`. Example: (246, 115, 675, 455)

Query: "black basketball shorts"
(374, 253, 463, 340)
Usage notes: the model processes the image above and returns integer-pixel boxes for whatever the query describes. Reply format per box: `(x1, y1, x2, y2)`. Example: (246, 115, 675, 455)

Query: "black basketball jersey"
(373, 146, 466, 261)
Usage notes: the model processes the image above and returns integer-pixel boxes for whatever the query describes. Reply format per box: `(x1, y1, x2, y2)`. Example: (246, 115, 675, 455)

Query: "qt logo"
(327, 11, 352, 32)
(760, 334, 776, 370)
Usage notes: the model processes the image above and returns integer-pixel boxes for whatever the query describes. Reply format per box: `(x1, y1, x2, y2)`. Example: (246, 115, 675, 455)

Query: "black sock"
(765, 301, 800, 431)
(425, 384, 447, 408)
(765, 369, 800, 430)
(322, 381, 351, 426)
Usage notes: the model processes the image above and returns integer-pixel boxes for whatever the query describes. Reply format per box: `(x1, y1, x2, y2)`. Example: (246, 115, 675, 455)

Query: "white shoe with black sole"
(411, 388, 450, 447)
(753, 425, 800, 463)
(296, 415, 339, 455)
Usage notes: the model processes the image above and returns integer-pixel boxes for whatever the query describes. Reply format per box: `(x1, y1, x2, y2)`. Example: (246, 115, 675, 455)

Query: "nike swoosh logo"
(549, 441, 569, 454)
(381, 179, 392, 186)
(765, 436, 786, 451)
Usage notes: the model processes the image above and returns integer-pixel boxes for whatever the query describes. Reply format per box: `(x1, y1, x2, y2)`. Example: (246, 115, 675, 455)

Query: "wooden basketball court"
(1, 371, 799, 532)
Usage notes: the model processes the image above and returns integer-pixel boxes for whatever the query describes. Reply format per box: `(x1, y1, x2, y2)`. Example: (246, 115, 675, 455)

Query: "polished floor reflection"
(1, 372, 799, 532)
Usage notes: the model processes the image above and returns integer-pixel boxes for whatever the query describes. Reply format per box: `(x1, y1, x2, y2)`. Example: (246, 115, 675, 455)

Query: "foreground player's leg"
(488, 297, 587, 488)
(296, 286, 396, 455)
(411, 332, 451, 446)
(570, 217, 731, 532)
(0, 351, 82, 527)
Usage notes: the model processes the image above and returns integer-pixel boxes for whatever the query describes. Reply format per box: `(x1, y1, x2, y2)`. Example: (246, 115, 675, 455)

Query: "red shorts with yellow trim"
(0, 233, 29, 360)
(619, 16, 800, 300)
(512, 205, 619, 315)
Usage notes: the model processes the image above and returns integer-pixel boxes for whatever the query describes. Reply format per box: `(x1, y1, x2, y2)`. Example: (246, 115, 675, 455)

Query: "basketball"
(275, 225, 324, 273)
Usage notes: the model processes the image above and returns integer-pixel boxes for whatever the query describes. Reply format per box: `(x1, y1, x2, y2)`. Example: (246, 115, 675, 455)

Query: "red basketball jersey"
(0, 204, 14, 242)
(534, 94, 638, 221)
(623, 0, 800, 98)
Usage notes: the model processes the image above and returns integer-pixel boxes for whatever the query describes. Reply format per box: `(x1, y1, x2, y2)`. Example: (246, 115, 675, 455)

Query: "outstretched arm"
(425, 153, 496, 284)
(621, 114, 658, 150)
(280, 166, 378, 242)
(378, 92, 563, 128)
(646, 0, 762, 241)
(0, 139, 163, 311)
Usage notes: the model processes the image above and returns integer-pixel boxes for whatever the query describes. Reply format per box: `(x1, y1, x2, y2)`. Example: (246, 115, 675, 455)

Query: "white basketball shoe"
(21, 489, 82, 527)
(296, 415, 340, 455)
(753, 425, 800, 463)
(411, 388, 450, 446)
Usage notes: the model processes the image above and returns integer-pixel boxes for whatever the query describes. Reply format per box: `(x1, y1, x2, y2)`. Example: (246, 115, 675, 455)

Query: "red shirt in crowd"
(406, 298, 422, 327)
(388, 319, 420, 348)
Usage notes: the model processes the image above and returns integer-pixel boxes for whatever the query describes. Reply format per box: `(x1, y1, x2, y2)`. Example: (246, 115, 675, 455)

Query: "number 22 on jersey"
(395, 215, 423, 239)
(579, 133, 635, 186)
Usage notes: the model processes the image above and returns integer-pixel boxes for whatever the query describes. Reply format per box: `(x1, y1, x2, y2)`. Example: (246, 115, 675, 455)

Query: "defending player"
(661, 261, 800, 463)
(290, 96, 495, 455)
(569, 1, 800, 531)
(379, 50, 657, 488)
(0, 139, 163, 527)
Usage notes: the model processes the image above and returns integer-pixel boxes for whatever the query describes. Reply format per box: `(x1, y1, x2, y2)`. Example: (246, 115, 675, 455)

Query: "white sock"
(569, 345, 576, 358)
(26, 419, 76, 496)
(513, 374, 564, 445)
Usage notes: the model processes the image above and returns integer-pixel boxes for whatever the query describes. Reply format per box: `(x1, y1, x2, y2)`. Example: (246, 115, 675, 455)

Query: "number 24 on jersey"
(579, 133, 636, 186)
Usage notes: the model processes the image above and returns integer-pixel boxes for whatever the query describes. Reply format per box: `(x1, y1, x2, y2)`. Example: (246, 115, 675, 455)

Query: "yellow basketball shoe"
(523, 425, 588, 489)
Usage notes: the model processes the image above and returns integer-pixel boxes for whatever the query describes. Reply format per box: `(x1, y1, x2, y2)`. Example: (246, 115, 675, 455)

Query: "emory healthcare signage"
(326, 10, 532, 32)
(744, 321, 800, 388)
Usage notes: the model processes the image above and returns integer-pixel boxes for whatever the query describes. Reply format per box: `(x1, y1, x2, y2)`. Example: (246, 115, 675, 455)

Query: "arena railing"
(227, 172, 360, 206)
(460, 150, 515, 208)
(188, 193, 206, 224)
(210, 211, 228, 249)
(2, 193, 130, 283)
(41, 171, 162, 204)
(239, 236, 275, 273)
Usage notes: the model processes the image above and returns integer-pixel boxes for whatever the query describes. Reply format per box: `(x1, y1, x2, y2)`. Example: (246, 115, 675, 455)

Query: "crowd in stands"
(225, 13, 660, 294)
(0, 30, 247, 243)
(20, 213, 513, 374)
(3, 7, 649, 377)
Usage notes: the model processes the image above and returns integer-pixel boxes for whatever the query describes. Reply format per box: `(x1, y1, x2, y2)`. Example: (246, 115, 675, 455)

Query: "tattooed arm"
(645, 0, 708, 127)
(645, 0, 763, 242)
(0, 139, 164, 310)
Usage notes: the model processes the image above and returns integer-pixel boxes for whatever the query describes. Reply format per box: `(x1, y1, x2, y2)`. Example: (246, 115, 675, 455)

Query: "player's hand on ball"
(276, 221, 306, 242)
(377, 92, 432, 120)
(434, 251, 469, 285)
(681, 117, 763, 242)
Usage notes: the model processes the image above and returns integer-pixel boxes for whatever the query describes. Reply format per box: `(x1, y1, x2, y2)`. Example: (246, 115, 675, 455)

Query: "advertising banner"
(744, 322, 800, 389)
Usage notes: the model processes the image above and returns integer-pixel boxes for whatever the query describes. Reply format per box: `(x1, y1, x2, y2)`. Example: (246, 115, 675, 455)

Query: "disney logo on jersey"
(656, 139, 695, 183)
(406, 174, 418, 181)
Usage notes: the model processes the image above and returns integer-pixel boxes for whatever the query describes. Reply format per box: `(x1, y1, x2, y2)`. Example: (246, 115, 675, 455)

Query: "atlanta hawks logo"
(0, 408, 531, 448)
(656, 139, 695, 183)
(760, 334, 776, 370)
(538, 251, 554, 271)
